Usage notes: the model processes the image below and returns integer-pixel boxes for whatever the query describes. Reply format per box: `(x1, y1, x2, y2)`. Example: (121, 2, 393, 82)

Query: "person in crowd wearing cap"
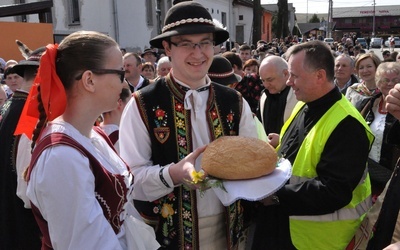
(119, 2, 258, 249)
(98, 81, 132, 153)
(123, 52, 151, 92)
(155, 55, 172, 81)
(208, 55, 267, 142)
(5, 59, 18, 69)
(17, 31, 159, 249)
(141, 48, 158, 67)
(3, 65, 24, 98)
(256, 55, 297, 148)
(208, 55, 242, 88)
(253, 41, 373, 250)
(0, 41, 44, 250)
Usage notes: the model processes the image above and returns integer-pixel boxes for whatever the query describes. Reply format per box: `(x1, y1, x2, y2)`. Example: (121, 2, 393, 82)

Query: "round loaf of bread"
(201, 136, 278, 180)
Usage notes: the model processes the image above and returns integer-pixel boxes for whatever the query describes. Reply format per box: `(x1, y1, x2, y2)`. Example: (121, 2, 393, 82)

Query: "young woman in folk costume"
(17, 31, 158, 249)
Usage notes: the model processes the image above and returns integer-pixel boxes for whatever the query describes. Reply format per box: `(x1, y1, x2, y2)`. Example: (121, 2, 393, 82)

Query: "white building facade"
(0, 0, 255, 52)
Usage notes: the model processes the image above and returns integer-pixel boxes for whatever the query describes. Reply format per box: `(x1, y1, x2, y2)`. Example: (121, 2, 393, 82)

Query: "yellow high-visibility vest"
(278, 96, 374, 250)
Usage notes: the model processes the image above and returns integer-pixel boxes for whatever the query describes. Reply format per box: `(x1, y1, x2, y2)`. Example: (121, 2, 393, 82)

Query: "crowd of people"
(1, 0, 400, 249)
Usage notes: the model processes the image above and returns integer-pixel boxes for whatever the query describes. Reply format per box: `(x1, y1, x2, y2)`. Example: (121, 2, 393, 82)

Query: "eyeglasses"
(380, 78, 400, 85)
(169, 40, 215, 50)
(75, 69, 125, 83)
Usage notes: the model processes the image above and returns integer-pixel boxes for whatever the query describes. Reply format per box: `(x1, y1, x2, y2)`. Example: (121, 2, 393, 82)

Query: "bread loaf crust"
(201, 136, 278, 180)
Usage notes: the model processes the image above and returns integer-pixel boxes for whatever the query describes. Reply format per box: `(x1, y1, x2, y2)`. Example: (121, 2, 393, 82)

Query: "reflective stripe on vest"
(291, 168, 371, 222)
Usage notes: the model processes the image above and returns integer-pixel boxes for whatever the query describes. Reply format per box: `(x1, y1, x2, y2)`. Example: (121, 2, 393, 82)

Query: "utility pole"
(327, 0, 333, 38)
(372, 0, 376, 37)
(306, 0, 308, 22)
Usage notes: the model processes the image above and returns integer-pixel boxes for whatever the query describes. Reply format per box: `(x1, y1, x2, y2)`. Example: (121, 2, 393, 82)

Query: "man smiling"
(119, 2, 257, 249)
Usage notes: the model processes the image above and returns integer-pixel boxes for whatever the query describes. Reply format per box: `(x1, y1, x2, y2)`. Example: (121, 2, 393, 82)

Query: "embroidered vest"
(27, 130, 129, 250)
(133, 75, 244, 249)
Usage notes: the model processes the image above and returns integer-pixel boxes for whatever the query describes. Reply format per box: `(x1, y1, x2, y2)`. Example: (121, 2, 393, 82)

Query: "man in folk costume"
(119, 2, 257, 249)
(0, 41, 44, 249)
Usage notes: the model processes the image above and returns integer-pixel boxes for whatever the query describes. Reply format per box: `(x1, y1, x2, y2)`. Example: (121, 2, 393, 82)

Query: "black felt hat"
(150, 1, 229, 49)
(141, 48, 158, 58)
(208, 55, 242, 86)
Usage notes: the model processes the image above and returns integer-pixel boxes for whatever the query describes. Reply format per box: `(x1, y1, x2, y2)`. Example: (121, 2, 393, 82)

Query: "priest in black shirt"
(251, 41, 374, 250)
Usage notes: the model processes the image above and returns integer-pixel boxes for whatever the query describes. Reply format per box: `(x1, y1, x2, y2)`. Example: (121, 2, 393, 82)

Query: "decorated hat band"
(208, 69, 235, 78)
(162, 18, 214, 33)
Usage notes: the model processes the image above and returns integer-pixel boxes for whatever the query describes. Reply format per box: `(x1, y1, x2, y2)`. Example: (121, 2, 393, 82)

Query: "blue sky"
(261, 0, 394, 14)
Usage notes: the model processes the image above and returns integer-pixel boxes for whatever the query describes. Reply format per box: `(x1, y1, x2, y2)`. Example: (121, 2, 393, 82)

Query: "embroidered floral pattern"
(153, 106, 170, 143)
(153, 106, 168, 127)
(139, 80, 244, 249)
(153, 192, 177, 244)
(210, 107, 223, 137)
(227, 110, 236, 135)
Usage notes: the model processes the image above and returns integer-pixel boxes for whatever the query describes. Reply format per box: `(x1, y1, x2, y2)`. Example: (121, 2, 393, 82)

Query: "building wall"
(333, 5, 400, 37)
(261, 3, 296, 41)
(0, 0, 254, 52)
(261, 11, 273, 42)
(233, 5, 254, 44)
(0, 22, 53, 61)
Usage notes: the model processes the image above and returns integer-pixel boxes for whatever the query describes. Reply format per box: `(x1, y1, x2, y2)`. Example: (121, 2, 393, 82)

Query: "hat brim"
(210, 73, 241, 86)
(12, 61, 39, 78)
(141, 52, 158, 57)
(150, 24, 229, 49)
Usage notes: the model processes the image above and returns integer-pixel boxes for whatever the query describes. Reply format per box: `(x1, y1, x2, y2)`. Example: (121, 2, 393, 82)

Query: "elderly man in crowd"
(334, 54, 358, 94)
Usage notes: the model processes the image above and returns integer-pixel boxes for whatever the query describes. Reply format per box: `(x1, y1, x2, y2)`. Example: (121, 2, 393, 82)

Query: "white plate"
(211, 158, 292, 206)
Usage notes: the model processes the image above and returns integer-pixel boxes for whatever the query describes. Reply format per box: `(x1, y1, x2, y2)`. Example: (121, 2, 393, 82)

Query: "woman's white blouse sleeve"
(27, 146, 123, 250)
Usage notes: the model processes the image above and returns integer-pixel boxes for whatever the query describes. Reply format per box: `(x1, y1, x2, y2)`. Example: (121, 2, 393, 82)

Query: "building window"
(69, 0, 80, 25)
(359, 18, 367, 24)
(146, 0, 154, 26)
(239, 15, 243, 21)
(221, 12, 227, 27)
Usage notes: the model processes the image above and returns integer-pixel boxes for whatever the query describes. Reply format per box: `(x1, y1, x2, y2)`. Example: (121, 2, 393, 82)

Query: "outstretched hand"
(168, 145, 207, 187)
(386, 83, 400, 120)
